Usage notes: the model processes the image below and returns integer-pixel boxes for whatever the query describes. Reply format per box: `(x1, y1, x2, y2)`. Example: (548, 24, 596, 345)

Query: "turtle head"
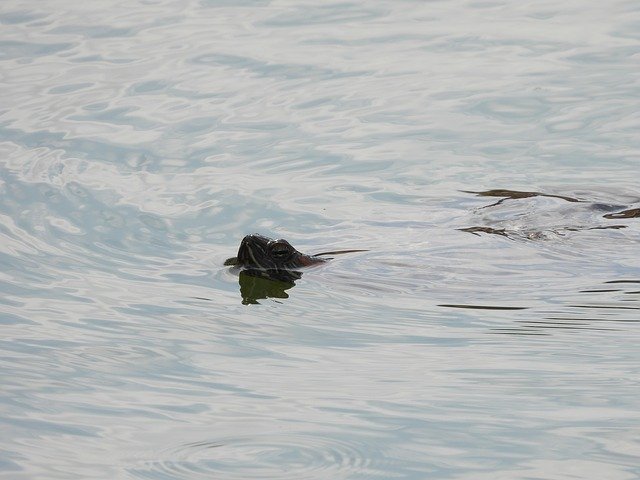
(235, 234, 325, 271)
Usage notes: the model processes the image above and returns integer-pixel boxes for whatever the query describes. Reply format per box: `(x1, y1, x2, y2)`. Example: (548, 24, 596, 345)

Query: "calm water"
(1, 0, 640, 478)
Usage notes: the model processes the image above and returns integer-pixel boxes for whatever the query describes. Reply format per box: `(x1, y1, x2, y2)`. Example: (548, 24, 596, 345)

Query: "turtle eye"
(270, 241, 292, 258)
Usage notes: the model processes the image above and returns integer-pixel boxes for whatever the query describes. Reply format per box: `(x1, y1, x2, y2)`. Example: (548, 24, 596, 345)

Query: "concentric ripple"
(131, 432, 389, 479)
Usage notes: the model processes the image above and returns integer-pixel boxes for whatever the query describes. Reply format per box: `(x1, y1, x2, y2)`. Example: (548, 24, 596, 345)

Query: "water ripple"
(133, 432, 389, 480)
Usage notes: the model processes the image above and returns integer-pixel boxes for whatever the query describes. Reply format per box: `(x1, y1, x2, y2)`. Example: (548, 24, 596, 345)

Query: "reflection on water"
(237, 270, 296, 305)
(604, 208, 640, 219)
(463, 189, 584, 206)
(439, 304, 529, 311)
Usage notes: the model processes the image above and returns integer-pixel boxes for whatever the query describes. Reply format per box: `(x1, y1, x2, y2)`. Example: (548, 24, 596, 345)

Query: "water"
(1, 0, 639, 478)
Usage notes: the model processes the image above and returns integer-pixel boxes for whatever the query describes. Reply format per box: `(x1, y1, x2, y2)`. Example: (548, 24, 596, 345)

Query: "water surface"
(1, 0, 639, 478)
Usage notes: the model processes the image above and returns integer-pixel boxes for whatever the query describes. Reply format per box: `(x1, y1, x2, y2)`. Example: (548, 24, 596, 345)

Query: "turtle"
(225, 233, 365, 283)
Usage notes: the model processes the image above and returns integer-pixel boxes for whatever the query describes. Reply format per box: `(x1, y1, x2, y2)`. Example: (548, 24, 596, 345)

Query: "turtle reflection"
(237, 270, 295, 305)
